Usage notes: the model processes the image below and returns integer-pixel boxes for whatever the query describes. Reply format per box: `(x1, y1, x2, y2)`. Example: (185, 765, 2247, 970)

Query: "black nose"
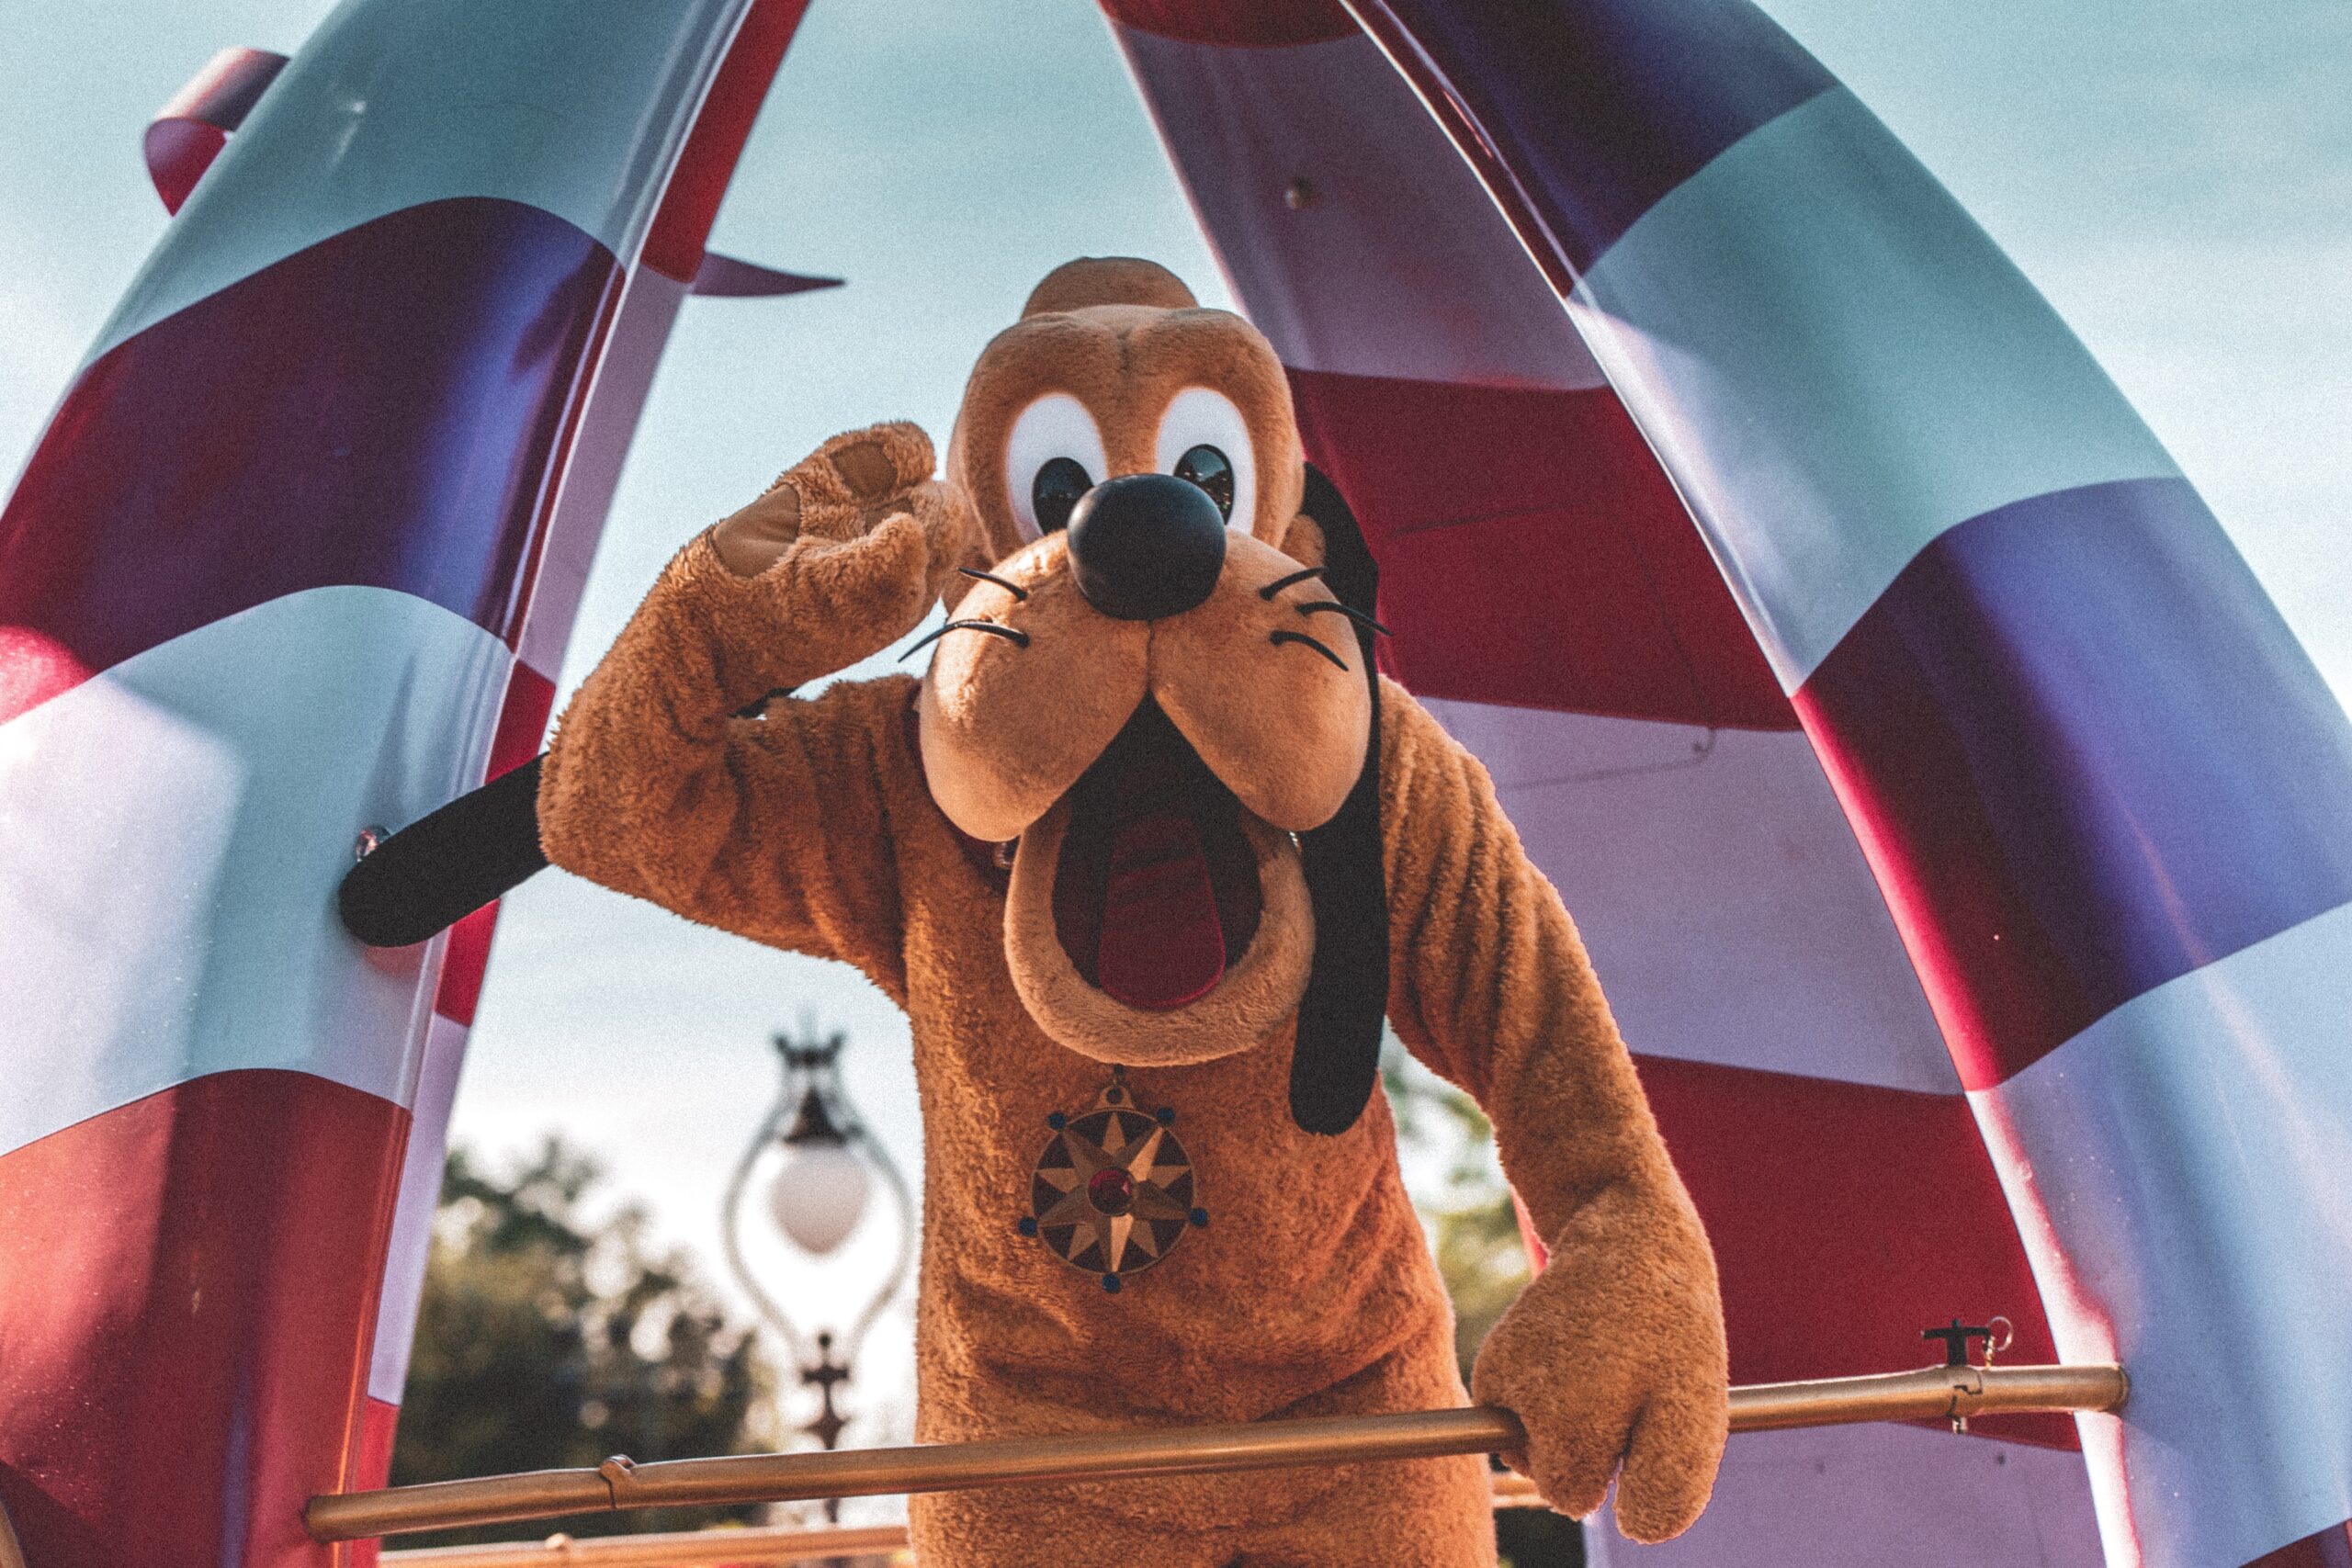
(1066, 473, 1228, 621)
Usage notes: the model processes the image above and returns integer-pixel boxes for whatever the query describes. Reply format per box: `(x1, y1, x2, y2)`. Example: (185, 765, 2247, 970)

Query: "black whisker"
(1295, 599, 1391, 637)
(900, 620, 1032, 660)
(957, 567, 1030, 602)
(1269, 629, 1349, 671)
(1259, 566, 1329, 601)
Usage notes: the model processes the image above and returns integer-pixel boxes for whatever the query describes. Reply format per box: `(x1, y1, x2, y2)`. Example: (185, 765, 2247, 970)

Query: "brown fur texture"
(539, 259, 1726, 1562)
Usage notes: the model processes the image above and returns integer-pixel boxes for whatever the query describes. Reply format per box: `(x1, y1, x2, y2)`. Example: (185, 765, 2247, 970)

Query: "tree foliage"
(391, 1137, 770, 1545)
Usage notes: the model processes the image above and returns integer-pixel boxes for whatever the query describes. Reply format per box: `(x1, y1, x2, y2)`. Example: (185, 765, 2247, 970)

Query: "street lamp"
(721, 1025, 915, 1512)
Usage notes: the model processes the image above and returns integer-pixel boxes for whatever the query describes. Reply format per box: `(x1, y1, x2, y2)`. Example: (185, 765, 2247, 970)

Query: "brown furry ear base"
(1290, 464, 1388, 1135)
(1022, 257, 1197, 318)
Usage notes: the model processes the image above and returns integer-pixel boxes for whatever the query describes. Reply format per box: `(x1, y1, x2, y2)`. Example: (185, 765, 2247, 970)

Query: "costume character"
(536, 257, 1727, 1564)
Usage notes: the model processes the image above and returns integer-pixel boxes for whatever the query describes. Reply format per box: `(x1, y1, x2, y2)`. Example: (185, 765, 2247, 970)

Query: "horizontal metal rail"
(381, 1522, 915, 1567)
(316, 1361, 2126, 1544)
(379, 1480, 1561, 1567)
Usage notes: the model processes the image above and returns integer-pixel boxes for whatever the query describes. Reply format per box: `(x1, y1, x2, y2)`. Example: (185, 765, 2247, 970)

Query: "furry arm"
(537, 424, 969, 994)
(1377, 680, 1729, 1543)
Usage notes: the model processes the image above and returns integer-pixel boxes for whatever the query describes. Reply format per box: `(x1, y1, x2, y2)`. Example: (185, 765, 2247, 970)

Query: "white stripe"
(1423, 699, 1953, 1093)
(87, 0, 751, 366)
(1571, 87, 2179, 687)
(1971, 897, 2352, 1567)
(369, 1009, 472, 1403)
(0, 587, 509, 1157)
(1585, 1422, 2101, 1566)
(1114, 27, 1607, 392)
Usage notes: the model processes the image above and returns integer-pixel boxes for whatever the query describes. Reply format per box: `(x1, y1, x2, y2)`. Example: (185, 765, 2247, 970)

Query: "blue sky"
(5, 0, 2346, 1437)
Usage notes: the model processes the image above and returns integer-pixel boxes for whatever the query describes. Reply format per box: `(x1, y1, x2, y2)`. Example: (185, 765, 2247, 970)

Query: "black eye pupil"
(1032, 457, 1091, 533)
(1174, 445, 1234, 519)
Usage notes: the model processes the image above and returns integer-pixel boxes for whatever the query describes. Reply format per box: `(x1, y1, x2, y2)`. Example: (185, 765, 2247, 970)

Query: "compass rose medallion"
(1021, 1067, 1205, 1292)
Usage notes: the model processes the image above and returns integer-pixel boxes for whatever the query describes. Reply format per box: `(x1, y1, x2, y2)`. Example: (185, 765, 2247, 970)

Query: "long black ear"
(338, 755, 549, 946)
(1290, 465, 1388, 1135)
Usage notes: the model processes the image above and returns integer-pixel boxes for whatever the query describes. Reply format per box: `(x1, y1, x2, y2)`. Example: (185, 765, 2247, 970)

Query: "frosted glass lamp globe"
(768, 1141, 871, 1256)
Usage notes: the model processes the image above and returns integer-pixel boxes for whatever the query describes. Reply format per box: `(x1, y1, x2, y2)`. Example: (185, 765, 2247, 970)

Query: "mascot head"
(917, 258, 1388, 1134)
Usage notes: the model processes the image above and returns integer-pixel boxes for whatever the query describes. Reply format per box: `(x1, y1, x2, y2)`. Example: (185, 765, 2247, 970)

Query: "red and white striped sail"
(0, 3, 811, 1562)
(1111, 2, 2352, 1564)
(9, 4, 2347, 1565)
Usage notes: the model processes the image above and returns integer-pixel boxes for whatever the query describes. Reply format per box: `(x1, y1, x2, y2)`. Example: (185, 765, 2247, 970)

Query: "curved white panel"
(0, 587, 511, 1157)
(369, 1009, 472, 1403)
(1115, 26, 1606, 392)
(1973, 897, 2352, 1568)
(1572, 87, 2178, 687)
(87, 0, 751, 365)
(1422, 697, 1954, 1094)
(1586, 1423, 2101, 1567)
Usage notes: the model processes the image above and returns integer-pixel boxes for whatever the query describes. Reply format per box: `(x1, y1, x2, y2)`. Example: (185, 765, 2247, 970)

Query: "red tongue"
(1095, 806, 1227, 1011)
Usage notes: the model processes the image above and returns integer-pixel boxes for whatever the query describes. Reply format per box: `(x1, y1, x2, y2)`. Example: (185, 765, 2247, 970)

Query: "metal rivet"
(1284, 176, 1317, 210)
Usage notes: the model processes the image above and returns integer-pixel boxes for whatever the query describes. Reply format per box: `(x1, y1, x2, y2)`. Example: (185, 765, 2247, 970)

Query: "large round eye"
(1153, 388, 1256, 533)
(1005, 392, 1108, 541)
(1031, 457, 1091, 533)
(1173, 445, 1233, 519)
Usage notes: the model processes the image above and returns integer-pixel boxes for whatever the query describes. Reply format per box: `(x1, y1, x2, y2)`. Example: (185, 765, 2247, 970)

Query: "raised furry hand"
(707, 420, 978, 675)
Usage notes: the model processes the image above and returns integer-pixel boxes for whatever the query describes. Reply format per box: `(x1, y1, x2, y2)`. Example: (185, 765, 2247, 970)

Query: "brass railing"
(378, 1482, 1563, 1568)
(380, 1522, 914, 1566)
(317, 1361, 2127, 1544)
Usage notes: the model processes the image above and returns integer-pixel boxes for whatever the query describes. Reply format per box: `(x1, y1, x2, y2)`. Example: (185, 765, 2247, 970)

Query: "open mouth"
(1052, 699, 1263, 1011)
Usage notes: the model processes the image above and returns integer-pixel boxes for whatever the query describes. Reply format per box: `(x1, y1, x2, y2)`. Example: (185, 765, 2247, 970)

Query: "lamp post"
(722, 1026, 915, 1521)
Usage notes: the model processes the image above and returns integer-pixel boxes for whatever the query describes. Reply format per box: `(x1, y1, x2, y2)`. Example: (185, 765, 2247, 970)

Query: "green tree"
(1385, 1049, 1585, 1568)
(391, 1137, 771, 1546)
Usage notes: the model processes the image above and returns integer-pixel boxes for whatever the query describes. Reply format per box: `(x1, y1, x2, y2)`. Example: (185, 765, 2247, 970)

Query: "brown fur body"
(540, 261, 1726, 1563)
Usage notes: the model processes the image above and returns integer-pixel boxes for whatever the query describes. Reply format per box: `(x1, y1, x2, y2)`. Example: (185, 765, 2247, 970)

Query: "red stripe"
(340, 1396, 402, 1568)
(341, 1401, 400, 1568)
(488, 662, 557, 779)
(0, 1071, 410, 1567)
(429, 663, 552, 1027)
(1792, 478, 2352, 1089)
(435, 903, 502, 1028)
(1634, 1055, 2072, 1447)
(1289, 367, 1792, 729)
(141, 120, 227, 215)
(1344, 2, 1837, 280)
(1100, 0, 1357, 47)
(143, 48, 287, 214)
(2246, 1521, 2352, 1568)
(0, 198, 619, 725)
(640, 0, 812, 282)
(0, 626, 89, 725)
(352, 1396, 401, 1494)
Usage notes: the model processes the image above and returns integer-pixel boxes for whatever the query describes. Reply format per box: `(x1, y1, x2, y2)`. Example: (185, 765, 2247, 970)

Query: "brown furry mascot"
(537, 258, 1728, 1564)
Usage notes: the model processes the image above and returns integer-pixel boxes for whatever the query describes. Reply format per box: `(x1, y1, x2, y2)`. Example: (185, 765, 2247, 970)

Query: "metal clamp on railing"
(309, 1360, 2128, 1544)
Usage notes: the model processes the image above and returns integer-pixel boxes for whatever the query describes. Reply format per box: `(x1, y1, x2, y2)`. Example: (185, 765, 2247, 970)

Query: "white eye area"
(1154, 388, 1257, 533)
(1004, 393, 1108, 540)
